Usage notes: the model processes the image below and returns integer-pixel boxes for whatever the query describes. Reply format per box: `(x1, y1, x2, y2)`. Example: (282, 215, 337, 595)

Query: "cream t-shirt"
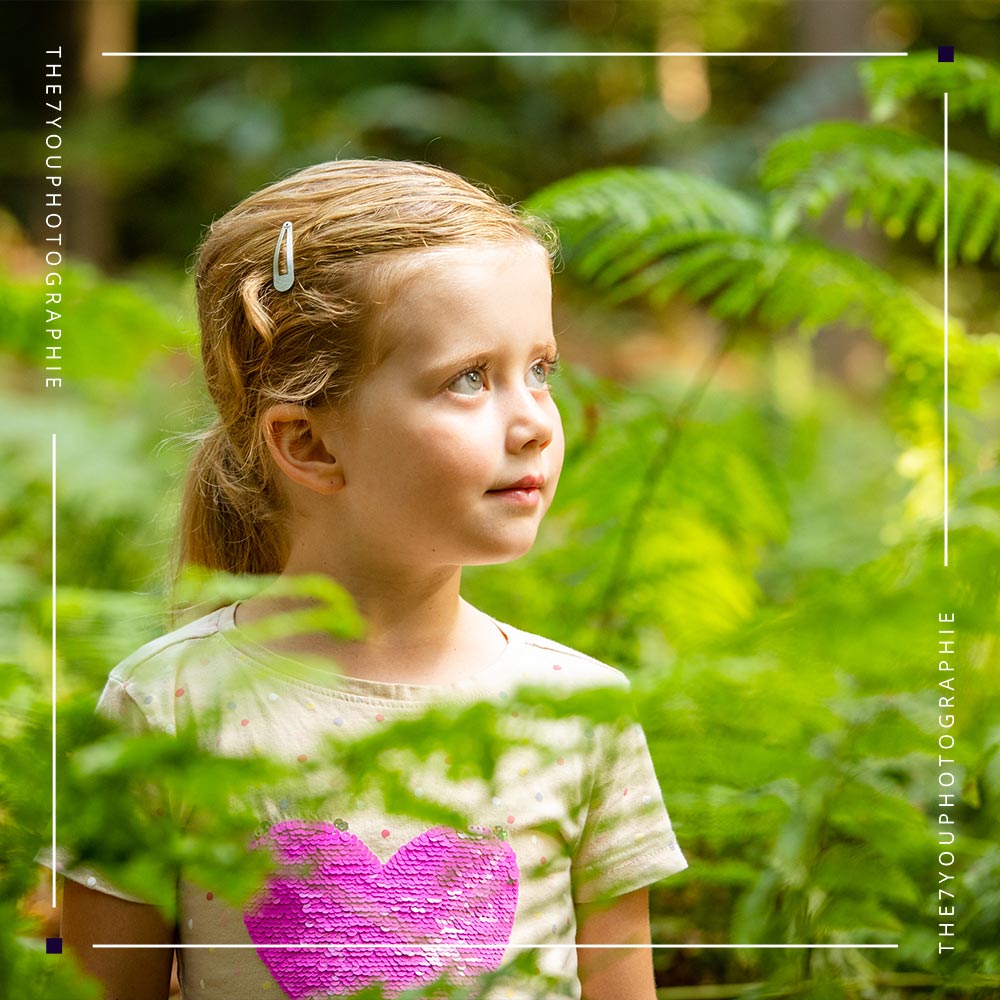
(49, 603, 687, 999)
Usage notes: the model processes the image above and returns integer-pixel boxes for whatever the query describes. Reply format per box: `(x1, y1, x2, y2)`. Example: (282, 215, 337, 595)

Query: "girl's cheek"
(548, 419, 567, 469)
(431, 413, 496, 452)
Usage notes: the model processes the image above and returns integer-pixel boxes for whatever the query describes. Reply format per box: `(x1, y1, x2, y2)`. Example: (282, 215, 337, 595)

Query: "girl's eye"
(448, 369, 486, 395)
(527, 358, 559, 390)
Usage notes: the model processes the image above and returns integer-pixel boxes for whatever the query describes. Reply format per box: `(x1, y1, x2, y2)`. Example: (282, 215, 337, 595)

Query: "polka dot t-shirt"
(49, 603, 687, 999)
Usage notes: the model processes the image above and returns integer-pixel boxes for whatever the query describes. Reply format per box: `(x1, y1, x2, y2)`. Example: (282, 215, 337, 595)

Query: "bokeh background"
(2, 2, 999, 998)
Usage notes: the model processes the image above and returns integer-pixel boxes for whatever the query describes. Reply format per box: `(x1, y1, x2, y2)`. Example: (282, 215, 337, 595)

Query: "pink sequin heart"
(244, 820, 519, 999)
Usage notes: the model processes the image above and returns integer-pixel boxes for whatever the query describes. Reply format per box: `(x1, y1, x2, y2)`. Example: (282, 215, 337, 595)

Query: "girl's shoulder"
(107, 604, 232, 687)
(93, 605, 238, 734)
(497, 620, 632, 693)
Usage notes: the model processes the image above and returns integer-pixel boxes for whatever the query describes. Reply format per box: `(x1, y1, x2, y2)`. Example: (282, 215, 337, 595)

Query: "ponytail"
(175, 421, 287, 578)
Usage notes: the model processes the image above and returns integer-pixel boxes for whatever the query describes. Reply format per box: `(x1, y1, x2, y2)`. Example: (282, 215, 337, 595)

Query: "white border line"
(101, 50, 909, 59)
(51, 432, 57, 909)
(943, 92, 950, 568)
(94, 943, 899, 951)
(58, 45, 908, 957)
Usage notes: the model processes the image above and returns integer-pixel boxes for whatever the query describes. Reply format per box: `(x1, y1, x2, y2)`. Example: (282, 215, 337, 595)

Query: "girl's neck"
(233, 562, 507, 685)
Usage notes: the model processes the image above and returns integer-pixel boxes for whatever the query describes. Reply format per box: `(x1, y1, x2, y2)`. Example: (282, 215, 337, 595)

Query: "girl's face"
(317, 241, 564, 571)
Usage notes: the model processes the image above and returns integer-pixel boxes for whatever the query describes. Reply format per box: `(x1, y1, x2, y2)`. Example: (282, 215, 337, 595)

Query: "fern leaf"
(527, 169, 769, 309)
(914, 185, 943, 245)
(882, 178, 926, 240)
(962, 186, 1000, 262)
(861, 51, 1000, 134)
(761, 121, 1000, 263)
(527, 167, 765, 267)
(528, 167, 1000, 410)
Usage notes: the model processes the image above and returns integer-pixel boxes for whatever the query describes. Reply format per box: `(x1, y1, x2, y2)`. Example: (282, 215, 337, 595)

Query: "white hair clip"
(272, 220, 294, 292)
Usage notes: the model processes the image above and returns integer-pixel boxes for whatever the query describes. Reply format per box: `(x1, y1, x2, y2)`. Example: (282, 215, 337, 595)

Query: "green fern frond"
(528, 167, 999, 407)
(761, 122, 1000, 263)
(528, 167, 923, 339)
(861, 51, 1000, 134)
(526, 167, 765, 287)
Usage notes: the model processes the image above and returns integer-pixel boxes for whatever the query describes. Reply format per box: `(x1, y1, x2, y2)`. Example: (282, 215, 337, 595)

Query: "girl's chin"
(460, 536, 541, 567)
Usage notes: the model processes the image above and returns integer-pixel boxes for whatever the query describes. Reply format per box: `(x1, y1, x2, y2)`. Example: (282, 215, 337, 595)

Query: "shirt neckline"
(216, 601, 522, 703)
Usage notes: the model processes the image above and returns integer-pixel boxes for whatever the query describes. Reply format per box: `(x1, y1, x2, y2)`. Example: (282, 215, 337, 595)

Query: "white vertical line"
(51, 432, 58, 908)
(943, 94, 949, 568)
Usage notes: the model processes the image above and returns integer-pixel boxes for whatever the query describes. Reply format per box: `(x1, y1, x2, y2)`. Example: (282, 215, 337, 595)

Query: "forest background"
(1, 1, 999, 998)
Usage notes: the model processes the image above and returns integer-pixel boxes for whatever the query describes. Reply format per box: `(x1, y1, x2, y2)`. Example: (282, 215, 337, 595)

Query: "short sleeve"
(570, 716, 687, 904)
(36, 676, 170, 904)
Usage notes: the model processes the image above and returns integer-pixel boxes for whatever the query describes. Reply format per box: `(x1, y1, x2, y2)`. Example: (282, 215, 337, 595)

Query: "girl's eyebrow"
(427, 341, 559, 379)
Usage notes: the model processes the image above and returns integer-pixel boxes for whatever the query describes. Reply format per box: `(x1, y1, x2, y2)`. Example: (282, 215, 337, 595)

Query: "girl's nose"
(505, 384, 558, 452)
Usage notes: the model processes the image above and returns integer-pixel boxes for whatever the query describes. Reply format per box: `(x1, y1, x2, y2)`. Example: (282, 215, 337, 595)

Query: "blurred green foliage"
(2, 37, 999, 1000)
(513, 52, 1000, 996)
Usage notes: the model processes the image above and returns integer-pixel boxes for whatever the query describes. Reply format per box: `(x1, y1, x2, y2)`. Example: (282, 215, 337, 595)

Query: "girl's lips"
(490, 476, 545, 491)
(487, 486, 541, 505)
(486, 475, 544, 505)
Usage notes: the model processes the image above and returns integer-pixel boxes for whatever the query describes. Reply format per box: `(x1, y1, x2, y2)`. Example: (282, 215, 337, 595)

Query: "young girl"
(57, 159, 687, 1000)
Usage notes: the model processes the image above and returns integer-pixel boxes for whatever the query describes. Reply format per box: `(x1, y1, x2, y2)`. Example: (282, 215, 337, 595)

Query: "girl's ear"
(262, 404, 345, 495)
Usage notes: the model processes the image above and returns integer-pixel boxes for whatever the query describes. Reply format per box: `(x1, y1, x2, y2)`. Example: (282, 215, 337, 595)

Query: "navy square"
(46, 937, 63, 954)
(938, 46, 955, 62)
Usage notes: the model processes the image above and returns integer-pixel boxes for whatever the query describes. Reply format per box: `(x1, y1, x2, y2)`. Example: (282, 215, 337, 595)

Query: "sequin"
(244, 820, 519, 999)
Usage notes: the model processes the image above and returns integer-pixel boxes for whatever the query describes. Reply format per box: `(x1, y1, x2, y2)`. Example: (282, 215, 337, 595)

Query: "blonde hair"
(175, 159, 554, 581)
